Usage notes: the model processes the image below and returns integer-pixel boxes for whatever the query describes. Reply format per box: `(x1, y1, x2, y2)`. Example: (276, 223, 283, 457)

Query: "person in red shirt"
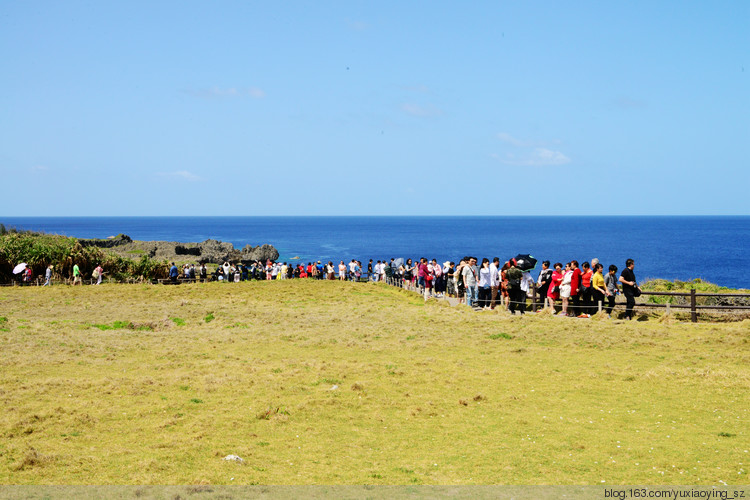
(579, 261, 593, 316)
(546, 262, 563, 310)
(569, 260, 582, 317)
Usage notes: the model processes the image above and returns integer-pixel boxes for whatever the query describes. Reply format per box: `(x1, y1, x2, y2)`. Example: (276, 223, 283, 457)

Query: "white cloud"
(157, 170, 203, 182)
(31, 165, 49, 173)
(185, 87, 266, 99)
(493, 148, 571, 166)
(401, 103, 442, 118)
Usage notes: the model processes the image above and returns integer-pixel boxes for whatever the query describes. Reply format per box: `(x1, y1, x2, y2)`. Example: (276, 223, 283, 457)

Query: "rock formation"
(80, 235, 279, 264)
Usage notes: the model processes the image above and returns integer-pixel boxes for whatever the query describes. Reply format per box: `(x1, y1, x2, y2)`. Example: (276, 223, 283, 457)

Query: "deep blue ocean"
(2, 216, 748, 289)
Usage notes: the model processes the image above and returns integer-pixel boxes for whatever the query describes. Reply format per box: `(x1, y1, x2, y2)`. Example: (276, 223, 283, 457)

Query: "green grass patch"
(489, 332, 513, 340)
(171, 317, 186, 326)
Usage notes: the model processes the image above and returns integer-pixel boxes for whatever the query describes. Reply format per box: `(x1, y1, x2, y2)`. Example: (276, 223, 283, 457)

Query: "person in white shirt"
(490, 257, 501, 309)
(520, 270, 535, 310)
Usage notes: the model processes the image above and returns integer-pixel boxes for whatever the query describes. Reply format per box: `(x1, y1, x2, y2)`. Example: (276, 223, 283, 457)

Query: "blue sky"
(1, 1, 748, 216)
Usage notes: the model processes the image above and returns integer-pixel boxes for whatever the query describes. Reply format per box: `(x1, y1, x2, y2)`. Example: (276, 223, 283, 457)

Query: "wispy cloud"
(31, 165, 49, 173)
(493, 148, 571, 166)
(496, 132, 554, 148)
(185, 86, 266, 99)
(495, 132, 570, 166)
(345, 18, 368, 31)
(497, 132, 531, 147)
(156, 170, 203, 182)
(401, 103, 442, 118)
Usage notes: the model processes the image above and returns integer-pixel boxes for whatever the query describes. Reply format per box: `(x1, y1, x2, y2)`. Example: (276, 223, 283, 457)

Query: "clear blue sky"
(1, 1, 748, 216)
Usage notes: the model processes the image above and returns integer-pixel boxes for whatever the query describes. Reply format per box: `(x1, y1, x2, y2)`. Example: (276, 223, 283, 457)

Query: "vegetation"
(0, 280, 747, 485)
(0, 230, 168, 283)
(640, 279, 750, 315)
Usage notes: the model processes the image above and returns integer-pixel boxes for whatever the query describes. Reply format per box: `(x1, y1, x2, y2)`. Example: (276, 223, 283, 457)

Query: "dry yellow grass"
(0, 280, 748, 485)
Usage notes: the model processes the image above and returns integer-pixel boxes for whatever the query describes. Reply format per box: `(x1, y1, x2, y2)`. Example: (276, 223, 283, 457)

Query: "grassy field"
(0, 280, 748, 485)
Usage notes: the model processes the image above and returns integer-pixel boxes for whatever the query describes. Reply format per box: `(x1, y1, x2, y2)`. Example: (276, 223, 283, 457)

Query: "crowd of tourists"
(26, 254, 641, 320)
(168, 255, 642, 320)
(362, 256, 641, 320)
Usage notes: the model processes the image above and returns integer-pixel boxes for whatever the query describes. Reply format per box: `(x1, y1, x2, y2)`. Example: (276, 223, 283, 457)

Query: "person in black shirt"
(618, 259, 641, 320)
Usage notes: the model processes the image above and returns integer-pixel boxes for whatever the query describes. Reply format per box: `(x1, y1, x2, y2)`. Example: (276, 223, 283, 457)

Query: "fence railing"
(5, 273, 750, 322)
(519, 287, 750, 322)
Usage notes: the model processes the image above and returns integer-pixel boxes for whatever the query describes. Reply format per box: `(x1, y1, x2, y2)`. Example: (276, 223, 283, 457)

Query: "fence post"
(690, 289, 697, 323)
(532, 285, 538, 312)
(598, 300, 602, 314)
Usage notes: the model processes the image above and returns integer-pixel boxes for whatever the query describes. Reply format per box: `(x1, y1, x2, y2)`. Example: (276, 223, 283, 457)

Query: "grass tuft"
(489, 332, 513, 340)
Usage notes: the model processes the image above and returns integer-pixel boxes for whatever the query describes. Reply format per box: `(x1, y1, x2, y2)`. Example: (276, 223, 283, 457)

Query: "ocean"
(2, 216, 748, 289)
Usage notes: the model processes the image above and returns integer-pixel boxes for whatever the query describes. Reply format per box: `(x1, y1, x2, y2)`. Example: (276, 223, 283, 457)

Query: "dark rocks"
(79, 234, 133, 248)
(174, 245, 201, 256)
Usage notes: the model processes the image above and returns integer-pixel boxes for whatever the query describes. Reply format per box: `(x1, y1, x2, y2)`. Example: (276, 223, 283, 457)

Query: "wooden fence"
(5, 273, 750, 322)
(525, 288, 750, 322)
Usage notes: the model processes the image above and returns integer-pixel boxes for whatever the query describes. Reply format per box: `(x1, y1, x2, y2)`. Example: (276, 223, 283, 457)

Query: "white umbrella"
(13, 263, 27, 274)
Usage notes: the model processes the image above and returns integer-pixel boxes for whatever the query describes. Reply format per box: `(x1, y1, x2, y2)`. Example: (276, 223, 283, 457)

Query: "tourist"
(569, 260, 582, 316)
(478, 258, 492, 308)
(43, 264, 53, 286)
(536, 261, 552, 308)
(444, 262, 455, 297)
(506, 260, 524, 314)
(462, 257, 479, 308)
(455, 258, 467, 304)
(431, 259, 444, 297)
(403, 259, 413, 289)
(327, 261, 335, 280)
(169, 262, 179, 284)
(94, 263, 104, 285)
(591, 263, 608, 314)
(619, 259, 640, 320)
(423, 261, 434, 300)
(499, 261, 510, 309)
(520, 268, 535, 312)
(579, 261, 593, 317)
(559, 263, 573, 316)
(417, 258, 428, 294)
(546, 262, 563, 310)
(490, 257, 500, 309)
(339, 261, 347, 280)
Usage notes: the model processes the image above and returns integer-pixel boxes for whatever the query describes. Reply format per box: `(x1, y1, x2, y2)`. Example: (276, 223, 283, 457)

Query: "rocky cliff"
(80, 235, 279, 264)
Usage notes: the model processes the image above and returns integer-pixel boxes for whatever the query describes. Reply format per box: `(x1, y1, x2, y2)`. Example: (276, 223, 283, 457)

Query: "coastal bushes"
(0, 231, 168, 282)
(641, 278, 750, 307)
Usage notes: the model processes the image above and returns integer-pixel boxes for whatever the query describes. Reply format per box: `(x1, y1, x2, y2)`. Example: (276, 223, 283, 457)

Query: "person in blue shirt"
(170, 262, 179, 284)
